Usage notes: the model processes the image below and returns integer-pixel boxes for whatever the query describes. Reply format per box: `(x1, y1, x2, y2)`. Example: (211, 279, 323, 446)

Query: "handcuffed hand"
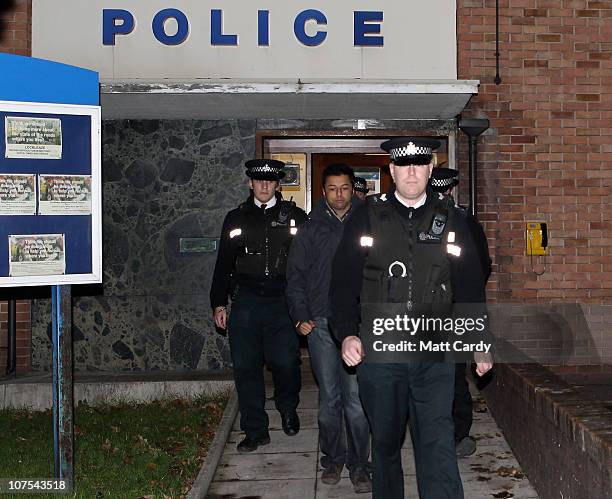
(342, 336, 364, 366)
(297, 320, 316, 336)
(213, 306, 227, 330)
(474, 352, 493, 376)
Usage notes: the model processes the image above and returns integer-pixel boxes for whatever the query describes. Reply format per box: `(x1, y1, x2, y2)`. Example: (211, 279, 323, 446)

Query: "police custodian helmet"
(430, 167, 459, 193)
(354, 177, 370, 194)
(380, 137, 441, 166)
(245, 159, 286, 181)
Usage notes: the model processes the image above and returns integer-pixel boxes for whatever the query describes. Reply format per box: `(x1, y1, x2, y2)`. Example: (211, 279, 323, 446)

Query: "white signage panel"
(32, 0, 457, 81)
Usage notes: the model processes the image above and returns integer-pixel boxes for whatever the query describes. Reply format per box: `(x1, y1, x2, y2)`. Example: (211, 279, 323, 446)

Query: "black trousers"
(228, 288, 301, 439)
(453, 362, 473, 442)
(358, 362, 463, 499)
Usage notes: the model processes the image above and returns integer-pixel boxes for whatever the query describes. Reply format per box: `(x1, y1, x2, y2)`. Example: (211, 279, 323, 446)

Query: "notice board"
(0, 100, 101, 287)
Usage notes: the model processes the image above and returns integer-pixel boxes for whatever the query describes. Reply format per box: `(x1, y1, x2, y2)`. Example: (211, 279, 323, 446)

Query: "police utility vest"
(361, 192, 455, 310)
(234, 199, 298, 278)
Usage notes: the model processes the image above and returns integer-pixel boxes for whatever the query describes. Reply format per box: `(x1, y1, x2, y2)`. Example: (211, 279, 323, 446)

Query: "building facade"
(0, 0, 610, 373)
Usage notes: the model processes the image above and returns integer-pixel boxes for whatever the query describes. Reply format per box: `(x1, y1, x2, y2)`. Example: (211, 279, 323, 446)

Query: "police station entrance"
(259, 133, 455, 213)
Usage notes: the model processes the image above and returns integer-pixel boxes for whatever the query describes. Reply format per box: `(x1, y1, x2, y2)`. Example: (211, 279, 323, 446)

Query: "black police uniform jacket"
(329, 187, 488, 343)
(210, 192, 308, 308)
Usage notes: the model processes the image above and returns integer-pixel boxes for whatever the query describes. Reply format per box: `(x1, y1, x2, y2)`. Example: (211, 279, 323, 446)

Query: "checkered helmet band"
(354, 180, 367, 190)
(431, 177, 456, 187)
(250, 164, 279, 174)
(389, 142, 432, 160)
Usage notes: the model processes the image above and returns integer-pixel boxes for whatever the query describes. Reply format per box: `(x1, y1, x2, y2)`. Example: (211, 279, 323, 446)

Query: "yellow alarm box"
(526, 222, 548, 256)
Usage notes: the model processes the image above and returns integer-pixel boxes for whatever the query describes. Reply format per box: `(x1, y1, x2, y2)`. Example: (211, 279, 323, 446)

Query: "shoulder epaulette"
(367, 193, 388, 206)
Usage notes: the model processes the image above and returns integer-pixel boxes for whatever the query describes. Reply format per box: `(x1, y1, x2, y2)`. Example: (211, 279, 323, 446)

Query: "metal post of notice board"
(51, 285, 73, 490)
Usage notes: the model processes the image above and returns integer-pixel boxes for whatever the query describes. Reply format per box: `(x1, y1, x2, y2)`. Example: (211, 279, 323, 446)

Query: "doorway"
(260, 133, 454, 212)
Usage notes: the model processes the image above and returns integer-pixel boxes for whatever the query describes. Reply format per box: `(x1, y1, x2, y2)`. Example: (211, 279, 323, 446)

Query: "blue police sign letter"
(354, 11, 384, 47)
(294, 9, 327, 46)
(258, 10, 270, 46)
(152, 9, 189, 45)
(102, 9, 135, 46)
(211, 9, 238, 46)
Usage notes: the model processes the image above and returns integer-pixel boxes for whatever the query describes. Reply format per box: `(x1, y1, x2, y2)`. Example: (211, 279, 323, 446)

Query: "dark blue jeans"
(228, 289, 301, 439)
(308, 317, 370, 472)
(358, 362, 463, 499)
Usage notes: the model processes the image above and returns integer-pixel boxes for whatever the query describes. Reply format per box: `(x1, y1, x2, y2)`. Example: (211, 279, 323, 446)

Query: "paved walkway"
(207, 362, 540, 499)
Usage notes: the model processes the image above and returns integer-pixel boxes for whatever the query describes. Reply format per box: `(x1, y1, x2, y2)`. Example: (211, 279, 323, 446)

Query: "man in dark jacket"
(286, 163, 371, 493)
(210, 159, 308, 453)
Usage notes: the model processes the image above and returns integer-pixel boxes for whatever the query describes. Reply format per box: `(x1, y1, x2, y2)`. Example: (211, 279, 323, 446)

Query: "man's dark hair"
(322, 163, 355, 187)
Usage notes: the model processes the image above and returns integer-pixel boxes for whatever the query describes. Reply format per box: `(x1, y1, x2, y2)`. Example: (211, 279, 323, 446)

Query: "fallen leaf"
(101, 439, 111, 450)
(471, 466, 490, 473)
(146, 462, 158, 471)
(496, 466, 525, 479)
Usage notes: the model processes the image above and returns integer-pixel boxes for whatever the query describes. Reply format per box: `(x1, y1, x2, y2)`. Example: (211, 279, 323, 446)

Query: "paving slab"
(206, 359, 540, 499)
(224, 428, 319, 454)
(265, 389, 318, 410)
(207, 478, 315, 499)
(214, 451, 318, 481)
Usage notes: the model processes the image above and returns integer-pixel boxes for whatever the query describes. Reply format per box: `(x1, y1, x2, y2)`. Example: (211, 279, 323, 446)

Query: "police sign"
(102, 8, 384, 47)
(32, 0, 458, 80)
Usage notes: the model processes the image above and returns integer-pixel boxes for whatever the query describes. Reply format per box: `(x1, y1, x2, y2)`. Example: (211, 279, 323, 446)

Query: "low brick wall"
(483, 363, 612, 499)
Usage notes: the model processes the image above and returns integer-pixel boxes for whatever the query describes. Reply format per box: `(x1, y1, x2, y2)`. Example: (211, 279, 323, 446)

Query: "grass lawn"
(0, 392, 230, 498)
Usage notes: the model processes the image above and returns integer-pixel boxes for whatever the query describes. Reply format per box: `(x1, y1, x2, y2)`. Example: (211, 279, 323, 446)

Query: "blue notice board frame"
(0, 100, 101, 287)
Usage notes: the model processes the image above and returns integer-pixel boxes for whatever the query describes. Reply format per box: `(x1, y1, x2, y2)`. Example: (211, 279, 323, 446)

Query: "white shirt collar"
(254, 195, 277, 210)
(394, 191, 427, 209)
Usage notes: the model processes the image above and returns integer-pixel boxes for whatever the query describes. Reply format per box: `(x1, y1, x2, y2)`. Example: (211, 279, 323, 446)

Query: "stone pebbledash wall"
(32, 119, 257, 371)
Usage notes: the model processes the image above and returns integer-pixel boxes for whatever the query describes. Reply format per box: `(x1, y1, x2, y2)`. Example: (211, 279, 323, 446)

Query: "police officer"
(353, 176, 370, 200)
(430, 166, 493, 458)
(330, 138, 493, 499)
(210, 159, 308, 453)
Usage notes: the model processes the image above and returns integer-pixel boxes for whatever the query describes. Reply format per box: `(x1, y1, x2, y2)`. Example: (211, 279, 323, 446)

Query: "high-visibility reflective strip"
(447, 231, 456, 243)
(290, 219, 296, 227)
(360, 236, 374, 247)
(290, 227, 298, 235)
(447, 244, 461, 257)
(229, 228, 242, 239)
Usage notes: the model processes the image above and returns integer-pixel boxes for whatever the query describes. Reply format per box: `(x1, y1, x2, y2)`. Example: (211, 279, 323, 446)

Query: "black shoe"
(236, 434, 270, 453)
(349, 466, 372, 494)
(456, 436, 477, 457)
(280, 411, 300, 436)
(321, 463, 343, 485)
